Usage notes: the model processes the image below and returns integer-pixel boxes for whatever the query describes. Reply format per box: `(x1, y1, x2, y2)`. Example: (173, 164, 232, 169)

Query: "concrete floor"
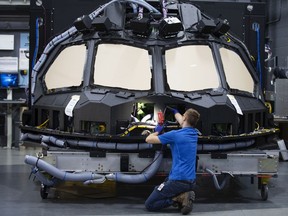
(0, 147, 288, 216)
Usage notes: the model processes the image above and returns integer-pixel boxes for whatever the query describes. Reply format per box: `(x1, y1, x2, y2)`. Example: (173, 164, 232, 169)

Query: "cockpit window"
(220, 48, 254, 93)
(94, 44, 151, 90)
(165, 45, 220, 91)
(45, 44, 86, 90)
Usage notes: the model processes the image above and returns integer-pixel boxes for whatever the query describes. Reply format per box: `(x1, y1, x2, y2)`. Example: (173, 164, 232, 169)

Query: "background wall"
(266, 0, 288, 67)
(0, 4, 29, 147)
(265, 0, 288, 118)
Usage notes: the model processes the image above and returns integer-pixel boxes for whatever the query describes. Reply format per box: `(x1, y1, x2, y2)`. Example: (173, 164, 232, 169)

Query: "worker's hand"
(154, 124, 164, 133)
(167, 106, 179, 115)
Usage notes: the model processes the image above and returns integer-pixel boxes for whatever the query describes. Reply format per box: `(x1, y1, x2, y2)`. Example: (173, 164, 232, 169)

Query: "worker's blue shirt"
(158, 127, 198, 181)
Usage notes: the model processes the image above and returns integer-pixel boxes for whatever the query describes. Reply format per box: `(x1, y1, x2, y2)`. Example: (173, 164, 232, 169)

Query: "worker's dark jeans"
(145, 179, 196, 211)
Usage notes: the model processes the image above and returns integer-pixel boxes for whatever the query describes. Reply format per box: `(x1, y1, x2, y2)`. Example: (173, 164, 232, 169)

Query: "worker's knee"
(145, 200, 153, 211)
(145, 200, 158, 212)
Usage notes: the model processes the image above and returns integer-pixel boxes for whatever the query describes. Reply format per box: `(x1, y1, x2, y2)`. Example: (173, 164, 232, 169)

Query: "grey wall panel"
(275, 79, 288, 117)
(267, 0, 288, 67)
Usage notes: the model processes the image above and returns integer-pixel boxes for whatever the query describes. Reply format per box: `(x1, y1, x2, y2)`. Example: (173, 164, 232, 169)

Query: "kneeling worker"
(145, 107, 200, 215)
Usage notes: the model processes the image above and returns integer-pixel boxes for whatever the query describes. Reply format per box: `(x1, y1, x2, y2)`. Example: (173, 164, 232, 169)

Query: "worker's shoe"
(172, 191, 195, 215)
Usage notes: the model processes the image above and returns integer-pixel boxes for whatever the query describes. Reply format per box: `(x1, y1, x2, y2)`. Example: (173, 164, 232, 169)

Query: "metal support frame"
(42, 149, 279, 176)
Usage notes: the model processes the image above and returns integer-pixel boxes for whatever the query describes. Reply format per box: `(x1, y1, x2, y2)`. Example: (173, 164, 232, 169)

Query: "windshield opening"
(44, 44, 86, 90)
(220, 48, 254, 93)
(165, 45, 220, 92)
(93, 44, 151, 90)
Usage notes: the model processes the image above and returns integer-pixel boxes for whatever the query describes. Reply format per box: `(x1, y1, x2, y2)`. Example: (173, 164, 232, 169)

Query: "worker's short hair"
(184, 108, 200, 127)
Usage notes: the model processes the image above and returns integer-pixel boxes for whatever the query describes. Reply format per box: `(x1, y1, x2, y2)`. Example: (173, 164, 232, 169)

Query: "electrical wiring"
(36, 119, 49, 129)
(256, 25, 262, 88)
(227, 32, 253, 61)
(32, 18, 40, 70)
(120, 123, 155, 136)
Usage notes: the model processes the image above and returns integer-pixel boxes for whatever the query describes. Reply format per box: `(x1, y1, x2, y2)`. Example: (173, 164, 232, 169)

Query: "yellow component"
(265, 102, 272, 113)
(250, 56, 255, 61)
(120, 125, 137, 137)
(98, 125, 106, 133)
(260, 176, 270, 185)
(36, 119, 49, 129)
(137, 125, 154, 129)
(120, 124, 155, 137)
(224, 34, 231, 42)
(255, 122, 260, 130)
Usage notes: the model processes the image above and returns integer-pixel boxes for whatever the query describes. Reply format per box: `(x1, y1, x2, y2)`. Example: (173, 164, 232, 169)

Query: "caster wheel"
(40, 184, 49, 199)
(261, 184, 268, 201)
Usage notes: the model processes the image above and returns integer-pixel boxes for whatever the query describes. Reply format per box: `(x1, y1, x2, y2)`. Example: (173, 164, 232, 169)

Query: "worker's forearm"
(145, 132, 161, 144)
(175, 113, 183, 125)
